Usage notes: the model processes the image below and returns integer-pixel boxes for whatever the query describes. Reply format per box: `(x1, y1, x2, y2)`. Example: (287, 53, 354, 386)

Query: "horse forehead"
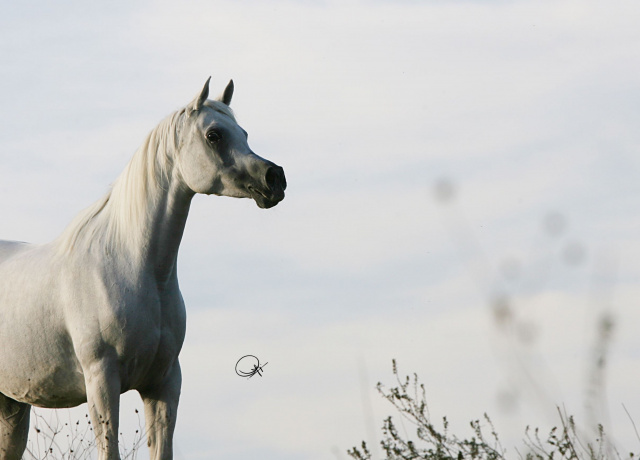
(203, 101, 236, 122)
(193, 107, 235, 130)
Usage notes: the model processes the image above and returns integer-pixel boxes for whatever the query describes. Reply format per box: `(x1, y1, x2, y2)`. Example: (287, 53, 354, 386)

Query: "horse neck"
(108, 136, 194, 285)
(143, 175, 194, 286)
(98, 160, 193, 286)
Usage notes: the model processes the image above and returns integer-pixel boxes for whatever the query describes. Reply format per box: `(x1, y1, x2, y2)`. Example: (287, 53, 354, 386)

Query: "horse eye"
(206, 130, 221, 142)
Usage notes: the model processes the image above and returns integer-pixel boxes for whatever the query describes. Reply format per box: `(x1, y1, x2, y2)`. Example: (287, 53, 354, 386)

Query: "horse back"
(0, 240, 32, 264)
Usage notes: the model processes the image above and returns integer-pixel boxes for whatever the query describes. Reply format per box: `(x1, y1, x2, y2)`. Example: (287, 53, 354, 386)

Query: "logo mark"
(235, 355, 268, 378)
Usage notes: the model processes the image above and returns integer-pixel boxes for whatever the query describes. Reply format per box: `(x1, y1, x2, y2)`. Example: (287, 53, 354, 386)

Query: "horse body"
(0, 78, 285, 459)
(0, 238, 184, 407)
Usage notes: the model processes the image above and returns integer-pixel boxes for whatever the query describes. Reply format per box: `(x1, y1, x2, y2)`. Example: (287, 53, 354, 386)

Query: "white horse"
(0, 78, 286, 460)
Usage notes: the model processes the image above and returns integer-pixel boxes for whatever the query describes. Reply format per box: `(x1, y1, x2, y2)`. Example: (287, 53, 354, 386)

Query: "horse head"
(177, 78, 286, 208)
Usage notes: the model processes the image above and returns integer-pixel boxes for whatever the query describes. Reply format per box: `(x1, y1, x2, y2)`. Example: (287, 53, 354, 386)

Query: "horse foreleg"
(0, 393, 30, 460)
(84, 358, 121, 460)
(139, 361, 181, 460)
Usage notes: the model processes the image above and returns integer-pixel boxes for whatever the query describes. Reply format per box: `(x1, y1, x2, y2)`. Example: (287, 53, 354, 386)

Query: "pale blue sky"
(1, 1, 640, 459)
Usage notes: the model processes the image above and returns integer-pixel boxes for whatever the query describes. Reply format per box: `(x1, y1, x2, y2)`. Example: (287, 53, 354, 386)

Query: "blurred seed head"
(598, 312, 614, 341)
(563, 241, 587, 266)
(491, 294, 513, 327)
(516, 321, 538, 346)
(433, 178, 455, 204)
(496, 388, 519, 414)
(500, 258, 521, 282)
(543, 212, 566, 237)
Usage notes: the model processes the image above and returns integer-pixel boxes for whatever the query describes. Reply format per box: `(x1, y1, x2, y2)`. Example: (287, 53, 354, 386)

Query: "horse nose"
(265, 166, 286, 192)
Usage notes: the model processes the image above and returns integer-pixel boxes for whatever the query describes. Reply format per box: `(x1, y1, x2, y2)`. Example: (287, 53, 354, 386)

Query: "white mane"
(56, 108, 187, 257)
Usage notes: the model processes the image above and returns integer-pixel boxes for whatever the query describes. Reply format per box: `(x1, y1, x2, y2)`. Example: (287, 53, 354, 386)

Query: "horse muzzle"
(248, 165, 286, 209)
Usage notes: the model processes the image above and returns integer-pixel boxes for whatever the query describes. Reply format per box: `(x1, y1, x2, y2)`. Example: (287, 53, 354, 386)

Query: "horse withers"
(0, 78, 285, 460)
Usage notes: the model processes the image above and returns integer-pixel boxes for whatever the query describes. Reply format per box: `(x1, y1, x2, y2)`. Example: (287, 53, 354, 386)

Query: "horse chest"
(116, 286, 187, 389)
(66, 266, 187, 390)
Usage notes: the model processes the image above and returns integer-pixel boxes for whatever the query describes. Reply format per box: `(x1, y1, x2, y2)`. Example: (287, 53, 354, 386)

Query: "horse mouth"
(247, 185, 284, 209)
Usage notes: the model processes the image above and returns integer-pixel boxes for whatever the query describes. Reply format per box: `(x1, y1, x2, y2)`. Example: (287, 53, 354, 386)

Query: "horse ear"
(217, 79, 234, 106)
(188, 77, 211, 115)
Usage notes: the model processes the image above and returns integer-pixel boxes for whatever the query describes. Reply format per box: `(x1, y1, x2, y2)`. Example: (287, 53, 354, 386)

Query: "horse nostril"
(265, 166, 285, 191)
(265, 168, 277, 189)
(280, 169, 287, 190)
